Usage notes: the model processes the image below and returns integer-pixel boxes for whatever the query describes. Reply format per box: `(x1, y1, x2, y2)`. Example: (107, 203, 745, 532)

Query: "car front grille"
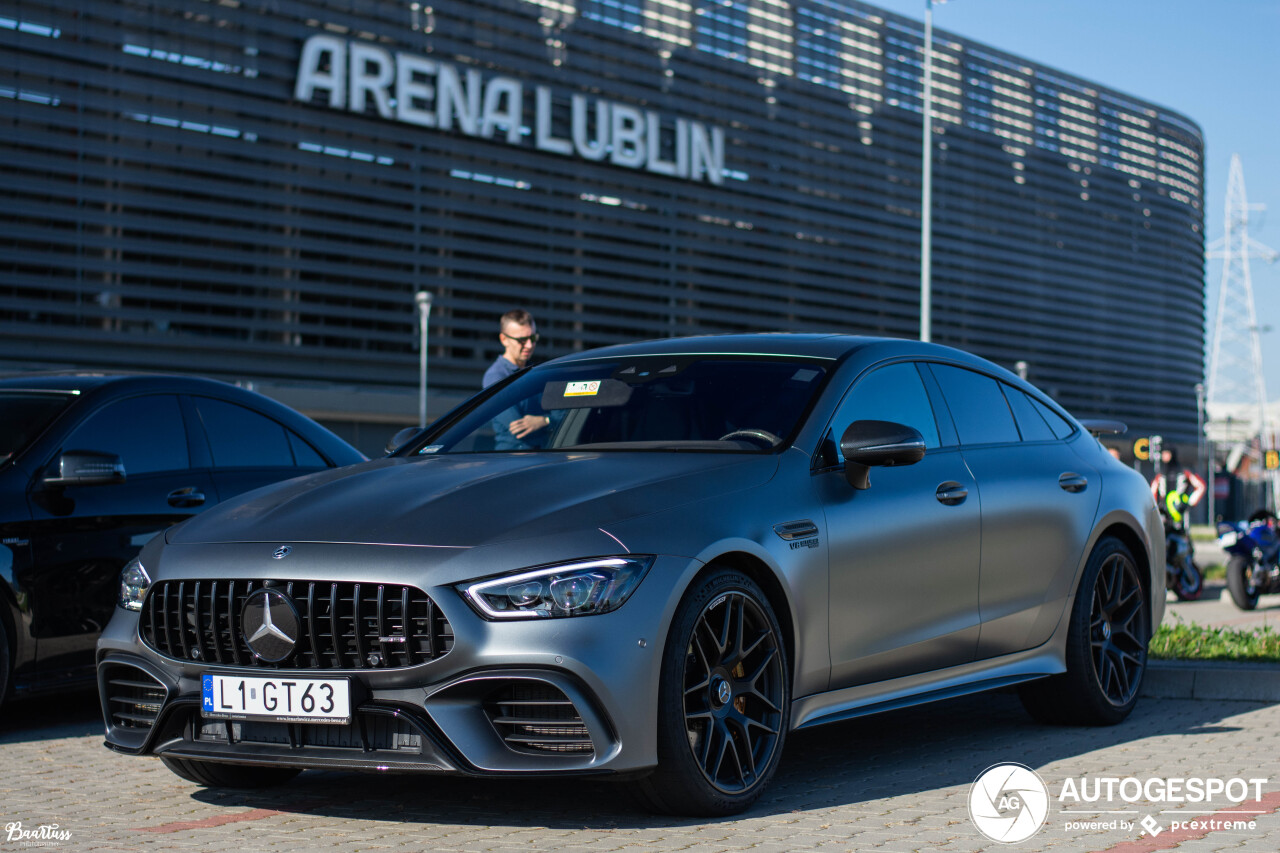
(140, 579, 453, 670)
(101, 663, 168, 731)
(484, 683, 594, 755)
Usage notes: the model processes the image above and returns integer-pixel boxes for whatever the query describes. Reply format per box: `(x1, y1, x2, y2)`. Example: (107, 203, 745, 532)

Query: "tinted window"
(288, 431, 327, 467)
(424, 358, 827, 453)
(1031, 396, 1075, 439)
(0, 392, 73, 461)
(833, 362, 940, 452)
(928, 365, 1021, 445)
(64, 395, 189, 474)
(1004, 386, 1057, 442)
(194, 398, 294, 468)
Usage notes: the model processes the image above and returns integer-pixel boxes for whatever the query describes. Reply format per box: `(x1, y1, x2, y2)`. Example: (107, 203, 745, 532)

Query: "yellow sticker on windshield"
(565, 381, 601, 397)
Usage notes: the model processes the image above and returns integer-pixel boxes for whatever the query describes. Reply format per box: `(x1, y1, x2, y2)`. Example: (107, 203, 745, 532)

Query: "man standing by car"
(482, 309, 550, 448)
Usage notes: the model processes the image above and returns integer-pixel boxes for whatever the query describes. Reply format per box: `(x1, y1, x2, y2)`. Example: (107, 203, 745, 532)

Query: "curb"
(1142, 659, 1280, 702)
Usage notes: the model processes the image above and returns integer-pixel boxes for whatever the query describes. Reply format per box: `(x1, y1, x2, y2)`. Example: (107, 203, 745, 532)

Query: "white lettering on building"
(295, 34, 727, 184)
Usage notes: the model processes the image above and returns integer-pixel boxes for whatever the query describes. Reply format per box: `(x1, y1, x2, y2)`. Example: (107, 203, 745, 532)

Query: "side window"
(194, 397, 294, 468)
(287, 431, 328, 467)
(1030, 396, 1076, 439)
(64, 395, 189, 475)
(1003, 386, 1057, 442)
(831, 362, 941, 457)
(928, 364, 1021, 445)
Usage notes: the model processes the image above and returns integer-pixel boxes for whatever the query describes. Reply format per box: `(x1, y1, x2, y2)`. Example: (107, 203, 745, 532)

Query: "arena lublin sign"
(295, 35, 728, 185)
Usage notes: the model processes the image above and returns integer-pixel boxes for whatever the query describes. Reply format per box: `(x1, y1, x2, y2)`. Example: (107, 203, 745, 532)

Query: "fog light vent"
(102, 663, 167, 730)
(483, 683, 593, 755)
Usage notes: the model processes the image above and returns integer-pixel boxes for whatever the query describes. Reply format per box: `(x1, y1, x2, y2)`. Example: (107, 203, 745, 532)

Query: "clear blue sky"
(868, 0, 1280, 398)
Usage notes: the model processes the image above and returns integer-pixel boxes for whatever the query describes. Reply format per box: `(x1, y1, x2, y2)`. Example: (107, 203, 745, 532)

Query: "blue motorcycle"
(1217, 510, 1280, 610)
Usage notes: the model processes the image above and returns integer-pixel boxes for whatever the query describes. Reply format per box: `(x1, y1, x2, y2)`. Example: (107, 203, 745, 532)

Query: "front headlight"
(118, 558, 152, 611)
(458, 556, 653, 620)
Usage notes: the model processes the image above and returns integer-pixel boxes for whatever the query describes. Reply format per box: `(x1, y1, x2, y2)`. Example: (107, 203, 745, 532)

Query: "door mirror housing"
(386, 426, 422, 455)
(41, 450, 127, 488)
(839, 420, 926, 490)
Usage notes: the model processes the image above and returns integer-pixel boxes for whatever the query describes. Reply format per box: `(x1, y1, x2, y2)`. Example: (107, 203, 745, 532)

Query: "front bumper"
(96, 548, 695, 777)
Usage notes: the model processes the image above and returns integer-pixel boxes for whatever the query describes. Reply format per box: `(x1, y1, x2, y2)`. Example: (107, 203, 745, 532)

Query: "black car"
(0, 373, 365, 707)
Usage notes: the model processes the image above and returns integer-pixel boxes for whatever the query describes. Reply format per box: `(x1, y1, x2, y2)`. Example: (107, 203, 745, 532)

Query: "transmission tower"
(1205, 154, 1278, 456)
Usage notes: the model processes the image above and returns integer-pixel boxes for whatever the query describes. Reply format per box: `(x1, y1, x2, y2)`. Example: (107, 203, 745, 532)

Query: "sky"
(867, 0, 1280, 399)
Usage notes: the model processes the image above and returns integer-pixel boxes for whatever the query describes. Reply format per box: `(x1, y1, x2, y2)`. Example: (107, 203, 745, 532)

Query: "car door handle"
(1059, 473, 1088, 493)
(167, 487, 206, 508)
(936, 482, 968, 506)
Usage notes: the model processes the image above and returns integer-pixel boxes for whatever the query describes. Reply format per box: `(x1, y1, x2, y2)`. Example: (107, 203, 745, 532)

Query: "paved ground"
(2, 687, 1278, 853)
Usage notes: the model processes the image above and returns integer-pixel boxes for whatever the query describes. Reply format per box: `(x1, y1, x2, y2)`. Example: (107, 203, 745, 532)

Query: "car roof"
(0, 372, 237, 395)
(545, 333, 991, 367)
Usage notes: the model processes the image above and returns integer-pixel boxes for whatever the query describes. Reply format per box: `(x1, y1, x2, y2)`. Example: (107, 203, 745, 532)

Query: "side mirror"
(386, 426, 422, 455)
(41, 450, 126, 487)
(839, 420, 926, 490)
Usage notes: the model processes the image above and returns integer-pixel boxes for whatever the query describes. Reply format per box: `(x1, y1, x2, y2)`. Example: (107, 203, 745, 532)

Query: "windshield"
(416, 357, 829, 454)
(0, 391, 75, 462)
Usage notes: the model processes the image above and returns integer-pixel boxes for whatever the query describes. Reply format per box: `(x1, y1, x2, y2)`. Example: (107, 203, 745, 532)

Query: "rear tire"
(161, 756, 300, 788)
(1226, 555, 1261, 610)
(632, 568, 789, 816)
(1020, 536, 1147, 726)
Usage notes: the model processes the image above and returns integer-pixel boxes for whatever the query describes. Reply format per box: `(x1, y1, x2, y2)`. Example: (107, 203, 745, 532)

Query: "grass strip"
(1150, 619, 1280, 663)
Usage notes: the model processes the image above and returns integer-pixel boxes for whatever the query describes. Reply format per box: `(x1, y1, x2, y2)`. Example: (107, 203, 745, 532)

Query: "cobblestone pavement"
(2, 688, 1278, 853)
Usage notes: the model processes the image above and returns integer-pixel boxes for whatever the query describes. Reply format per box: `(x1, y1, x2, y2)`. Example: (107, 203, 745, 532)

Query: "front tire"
(1171, 559, 1203, 601)
(1020, 537, 1148, 726)
(161, 756, 300, 788)
(1227, 555, 1261, 610)
(633, 568, 789, 816)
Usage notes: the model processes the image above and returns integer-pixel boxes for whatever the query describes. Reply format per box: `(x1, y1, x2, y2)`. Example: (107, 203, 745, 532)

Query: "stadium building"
(1, 0, 1205, 454)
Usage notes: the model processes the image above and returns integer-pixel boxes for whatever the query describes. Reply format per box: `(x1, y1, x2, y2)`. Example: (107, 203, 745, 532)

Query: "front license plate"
(202, 674, 351, 724)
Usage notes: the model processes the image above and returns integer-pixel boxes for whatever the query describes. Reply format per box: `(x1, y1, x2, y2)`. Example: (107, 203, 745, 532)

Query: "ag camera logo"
(969, 763, 1050, 844)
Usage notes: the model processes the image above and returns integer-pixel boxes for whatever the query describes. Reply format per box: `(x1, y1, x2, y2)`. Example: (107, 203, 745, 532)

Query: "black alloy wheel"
(1020, 536, 1148, 726)
(1088, 550, 1147, 707)
(683, 589, 785, 794)
(635, 568, 789, 815)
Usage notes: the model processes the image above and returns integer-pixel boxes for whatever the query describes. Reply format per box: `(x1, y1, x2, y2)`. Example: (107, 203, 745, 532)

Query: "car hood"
(168, 452, 778, 548)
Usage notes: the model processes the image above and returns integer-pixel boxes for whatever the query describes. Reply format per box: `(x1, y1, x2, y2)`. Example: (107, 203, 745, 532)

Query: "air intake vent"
(139, 579, 454, 669)
(484, 683, 594, 755)
(102, 663, 167, 730)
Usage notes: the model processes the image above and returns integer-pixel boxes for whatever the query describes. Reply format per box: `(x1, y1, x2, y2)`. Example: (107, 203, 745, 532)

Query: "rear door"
(189, 395, 330, 501)
(926, 364, 1101, 658)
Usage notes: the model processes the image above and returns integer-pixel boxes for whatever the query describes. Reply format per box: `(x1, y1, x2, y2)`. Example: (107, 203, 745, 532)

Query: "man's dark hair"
(500, 309, 534, 330)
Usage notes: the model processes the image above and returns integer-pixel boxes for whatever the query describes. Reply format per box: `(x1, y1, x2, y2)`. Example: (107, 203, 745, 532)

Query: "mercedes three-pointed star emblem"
(241, 588, 300, 662)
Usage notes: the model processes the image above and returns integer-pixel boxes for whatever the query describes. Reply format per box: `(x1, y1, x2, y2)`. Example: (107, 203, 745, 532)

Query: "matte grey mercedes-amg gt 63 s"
(97, 335, 1164, 815)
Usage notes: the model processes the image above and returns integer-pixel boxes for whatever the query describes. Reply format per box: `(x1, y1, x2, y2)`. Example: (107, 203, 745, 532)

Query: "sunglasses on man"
(503, 333, 540, 345)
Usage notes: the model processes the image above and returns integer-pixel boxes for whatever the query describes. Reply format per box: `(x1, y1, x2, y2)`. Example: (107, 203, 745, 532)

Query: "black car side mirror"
(40, 450, 127, 487)
(839, 420, 926, 490)
(386, 426, 422, 455)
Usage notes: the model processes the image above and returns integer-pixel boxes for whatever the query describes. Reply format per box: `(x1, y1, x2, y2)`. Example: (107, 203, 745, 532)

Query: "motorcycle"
(1164, 520, 1203, 601)
(1217, 510, 1280, 610)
